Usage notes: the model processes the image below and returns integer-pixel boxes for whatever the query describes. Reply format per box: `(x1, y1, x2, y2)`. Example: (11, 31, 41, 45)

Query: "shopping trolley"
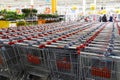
(79, 51, 120, 80)
(16, 42, 50, 79)
(0, 41, 24, 80)
(46, 46, 80, 80)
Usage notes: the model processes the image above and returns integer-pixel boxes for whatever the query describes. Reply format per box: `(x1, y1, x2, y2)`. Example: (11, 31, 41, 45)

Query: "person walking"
(102, 14, 107, 22)
(109, 16, 113, 22)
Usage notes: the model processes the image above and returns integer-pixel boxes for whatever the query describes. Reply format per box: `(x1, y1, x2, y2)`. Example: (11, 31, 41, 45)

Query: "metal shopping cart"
(0, 42, 24, 80)
(80, 51, 120, 80)
(46, 46, 80, 80)
(16, 43, 50, 80)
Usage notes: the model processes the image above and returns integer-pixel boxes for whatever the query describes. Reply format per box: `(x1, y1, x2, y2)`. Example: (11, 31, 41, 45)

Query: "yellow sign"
(101, 10, 106, 14)
(90, 4, 96, 10)
(71, 6, 77, 11)
(115, 9, 120, 14)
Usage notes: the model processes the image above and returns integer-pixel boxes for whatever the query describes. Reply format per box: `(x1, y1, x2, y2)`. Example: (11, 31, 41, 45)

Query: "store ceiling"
(0, 0, 120, 7)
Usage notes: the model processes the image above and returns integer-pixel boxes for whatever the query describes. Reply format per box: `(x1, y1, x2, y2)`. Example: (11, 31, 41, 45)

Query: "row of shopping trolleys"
(0, 22, 120, 80)
(43, 22, 120, 80)
(0, 21, 94, 80)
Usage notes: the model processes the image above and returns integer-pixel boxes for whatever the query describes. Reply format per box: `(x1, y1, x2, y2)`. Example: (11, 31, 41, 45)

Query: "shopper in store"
(102, 14, 107, 22)
(99, 16, 102, 22)
(109, 15, 113, 22)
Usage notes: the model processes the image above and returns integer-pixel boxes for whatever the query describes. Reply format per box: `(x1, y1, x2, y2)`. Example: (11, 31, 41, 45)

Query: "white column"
(82, 0, 86, 15)
(94, 0, 96, 6)
(30, 0, 34, 5)
(94, 0, 96, 14)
